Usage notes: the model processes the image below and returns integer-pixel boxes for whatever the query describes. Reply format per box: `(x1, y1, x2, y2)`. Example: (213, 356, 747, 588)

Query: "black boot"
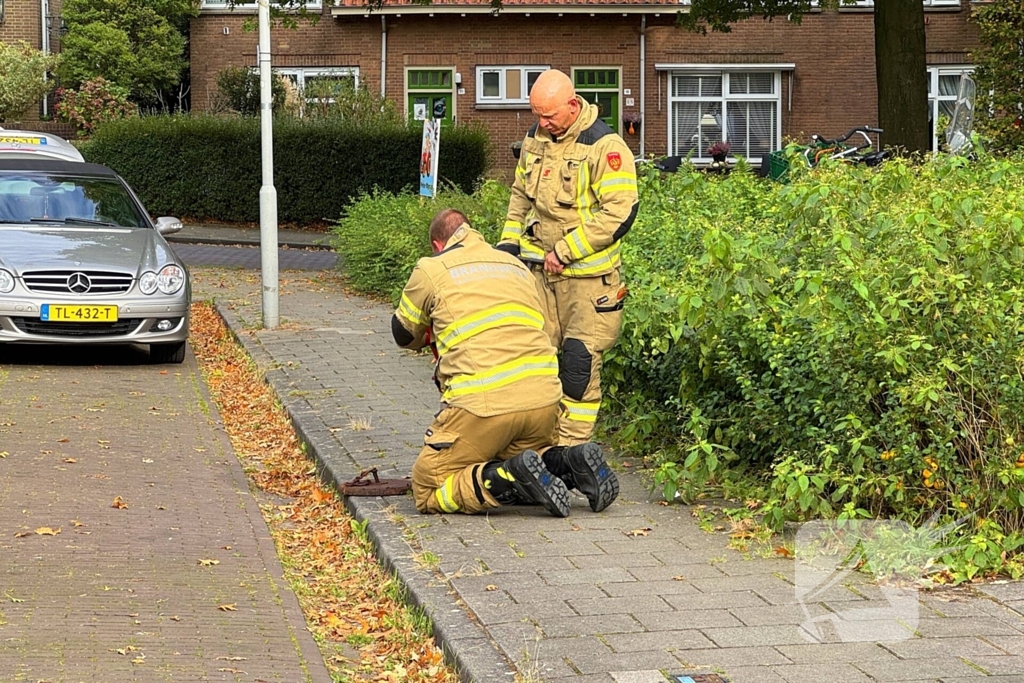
(543, 443, 619, 513)
(484, 452, 570, 518)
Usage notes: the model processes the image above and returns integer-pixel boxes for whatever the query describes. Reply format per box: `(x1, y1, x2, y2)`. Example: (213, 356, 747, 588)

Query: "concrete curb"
(213, 302, 517, 683)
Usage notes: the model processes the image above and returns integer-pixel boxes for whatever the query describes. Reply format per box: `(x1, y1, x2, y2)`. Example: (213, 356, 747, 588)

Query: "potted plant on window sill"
(706, 140, 731, 163)
(623, 112, 641, 136)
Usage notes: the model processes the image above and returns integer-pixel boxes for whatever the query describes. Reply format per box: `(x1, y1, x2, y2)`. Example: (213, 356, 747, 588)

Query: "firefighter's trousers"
(533, 268, 625, 445)
(411, 403, 560, 514)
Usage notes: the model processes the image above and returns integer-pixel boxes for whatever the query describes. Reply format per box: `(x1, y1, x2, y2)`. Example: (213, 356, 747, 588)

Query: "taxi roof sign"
(0, 129, 85, 162)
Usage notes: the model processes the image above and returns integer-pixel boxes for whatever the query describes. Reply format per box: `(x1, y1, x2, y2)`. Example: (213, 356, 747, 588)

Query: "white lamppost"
(258, 0, 279, 328)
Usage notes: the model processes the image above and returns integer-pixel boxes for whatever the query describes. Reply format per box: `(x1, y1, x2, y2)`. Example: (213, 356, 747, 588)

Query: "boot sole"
(569, 443, 619, 513)
(506, 450, 571, 518)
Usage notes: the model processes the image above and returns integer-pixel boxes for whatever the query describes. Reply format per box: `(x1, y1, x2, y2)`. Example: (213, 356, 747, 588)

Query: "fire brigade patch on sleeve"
(606, 152, 622, 171)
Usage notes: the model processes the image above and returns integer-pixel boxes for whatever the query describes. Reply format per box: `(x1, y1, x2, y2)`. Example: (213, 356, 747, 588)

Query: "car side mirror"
(155, 216, 183, 235)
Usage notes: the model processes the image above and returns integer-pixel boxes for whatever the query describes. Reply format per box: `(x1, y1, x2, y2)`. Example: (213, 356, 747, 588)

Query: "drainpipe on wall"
(380, 16, 387, 99)
(639, 15, 646, 158)
(41, 0, 50, 118)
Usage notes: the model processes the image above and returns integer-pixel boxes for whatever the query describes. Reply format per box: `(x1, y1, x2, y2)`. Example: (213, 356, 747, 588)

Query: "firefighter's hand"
(544, 251, 565, 274)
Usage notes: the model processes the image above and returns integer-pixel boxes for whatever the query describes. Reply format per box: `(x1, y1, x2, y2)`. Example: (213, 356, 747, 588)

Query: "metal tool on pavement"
(338, 467, 412, 496)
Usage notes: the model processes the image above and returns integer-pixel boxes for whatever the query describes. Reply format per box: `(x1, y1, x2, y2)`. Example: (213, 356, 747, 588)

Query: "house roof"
(331, 0, 683, 16)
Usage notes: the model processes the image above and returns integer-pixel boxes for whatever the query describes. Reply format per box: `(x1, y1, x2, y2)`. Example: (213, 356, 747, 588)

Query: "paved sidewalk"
(194, 268, 1024, 683)
(0, 343, 331, 682)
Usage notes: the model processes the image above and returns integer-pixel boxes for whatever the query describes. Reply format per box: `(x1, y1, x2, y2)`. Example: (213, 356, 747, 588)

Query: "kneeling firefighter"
(393, 209, 619, 516)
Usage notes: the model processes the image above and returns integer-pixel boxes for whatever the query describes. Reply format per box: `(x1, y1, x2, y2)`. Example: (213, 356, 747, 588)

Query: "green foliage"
(214, 67, 288, 117)
(55, 77, 137, 134)
(331, 180, 511, 303)
(972, 0, 1024, 151)
(0, 41, 59, 123)
(297, 78, 403, 126)
(79, 114, 490, 225)
(606, 154, 1024, 579)
(57, 0, 196, 103)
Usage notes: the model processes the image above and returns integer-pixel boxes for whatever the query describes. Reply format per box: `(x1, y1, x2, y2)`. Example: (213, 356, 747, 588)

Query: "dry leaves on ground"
(190, 301, 457, 683)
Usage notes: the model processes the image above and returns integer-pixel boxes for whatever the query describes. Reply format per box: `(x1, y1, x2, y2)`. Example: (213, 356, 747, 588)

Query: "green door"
(574, 69, 620, 134)
(408, 69, 454, 127)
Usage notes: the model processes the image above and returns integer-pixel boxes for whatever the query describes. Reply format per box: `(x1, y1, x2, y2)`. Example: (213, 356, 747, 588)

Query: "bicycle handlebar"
(811, 126, 884, 147)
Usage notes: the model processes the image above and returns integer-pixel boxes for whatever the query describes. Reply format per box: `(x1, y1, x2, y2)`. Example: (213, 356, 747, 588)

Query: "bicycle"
(764, 126, 890, 181)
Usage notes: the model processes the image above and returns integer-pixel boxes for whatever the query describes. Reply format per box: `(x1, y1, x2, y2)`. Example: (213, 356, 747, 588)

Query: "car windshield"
(0, 172, 146, 228)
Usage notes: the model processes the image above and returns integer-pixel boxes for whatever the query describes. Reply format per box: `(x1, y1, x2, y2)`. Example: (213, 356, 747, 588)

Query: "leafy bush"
(972, 0, 1024, 151)
(331, 180, 511, 303)
(214, 66, 287, 117)
(606, 153, 1024, 580)
(0, 40, 59, 123)
(56, 77, 137, 134)
(80, 114, 491, 224)
(293, 78, 403, 126)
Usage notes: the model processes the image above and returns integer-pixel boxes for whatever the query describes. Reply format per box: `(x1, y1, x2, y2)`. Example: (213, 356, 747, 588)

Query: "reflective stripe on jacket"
(394, 226, 562, 417)
(501, 98, 639, 278)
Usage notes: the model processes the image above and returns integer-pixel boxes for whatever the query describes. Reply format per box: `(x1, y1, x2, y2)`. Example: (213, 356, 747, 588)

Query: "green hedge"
(79, 115, 491, 224)
(331, 180, 511, 304)
(608, 153, 1024, 580)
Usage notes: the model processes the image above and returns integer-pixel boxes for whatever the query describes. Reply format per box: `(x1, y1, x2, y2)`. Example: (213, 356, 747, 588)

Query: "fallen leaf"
(484, 585, 498, 592)
(71, 520, 85, 528)
(218, 668, 245, 674)
(64, 458, 77, 464)
(0, 451, 7, 458)
(112, 496, 128, 509)
(5, 592, 24, 603)
(142, 458, 153, 464)
(221, 546, 232, 550)
(774, 546, 793, 558)
(672, 575, 686, 581)
(217, 603, 237, 611)
(311, 487, 330, 503)
(216, 656, 247, 661)
(621, 461, 632, 467)
(626, 527, 652, 538)
(159, 370, 168, 375)
(35, 527, 60, 536)
(13, 531, 30, 538)
(57, 437, 69, 443)
(198, 559, 220, 567)
(170, 615, 181, 621)
(98, 440, 110, 445)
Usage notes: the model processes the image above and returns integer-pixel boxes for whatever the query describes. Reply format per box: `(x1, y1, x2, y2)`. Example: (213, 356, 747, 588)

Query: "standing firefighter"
(393, 209, 619, 517)
(499, 69, 639, 449)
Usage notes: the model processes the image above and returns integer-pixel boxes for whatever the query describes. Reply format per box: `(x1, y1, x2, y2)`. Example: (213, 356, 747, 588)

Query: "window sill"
(475, 103, 533, 110)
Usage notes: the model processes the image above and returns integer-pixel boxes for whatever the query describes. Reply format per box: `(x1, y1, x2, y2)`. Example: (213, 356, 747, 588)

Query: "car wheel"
(151, 341, 186, 364)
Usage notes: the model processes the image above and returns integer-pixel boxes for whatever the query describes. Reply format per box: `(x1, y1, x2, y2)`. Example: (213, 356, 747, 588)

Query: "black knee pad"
(559, 338, 592, 401)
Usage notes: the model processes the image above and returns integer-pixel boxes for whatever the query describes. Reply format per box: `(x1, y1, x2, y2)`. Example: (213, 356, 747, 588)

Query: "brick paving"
(0, 343, 331, 682)
(174, 244, 338, 270)
(193, 267, 1024, 683)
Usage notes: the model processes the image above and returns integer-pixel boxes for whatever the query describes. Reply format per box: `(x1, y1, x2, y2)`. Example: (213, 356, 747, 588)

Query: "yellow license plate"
(0, 136, 43, 145)
(41, 304, 118, 322)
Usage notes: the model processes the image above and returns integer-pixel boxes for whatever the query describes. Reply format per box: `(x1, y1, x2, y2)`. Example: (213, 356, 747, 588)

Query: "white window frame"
(928, 65, 974, 151)
(200, 0, 322, 10)
(667, 68, 782, 163)
(274, 67, 358, 116)
(475, 66, 548, 106)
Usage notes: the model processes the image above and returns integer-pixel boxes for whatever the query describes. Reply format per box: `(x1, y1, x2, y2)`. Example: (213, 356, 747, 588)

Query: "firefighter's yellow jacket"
(393, 225, 562, 417)
(499, 97, 639, 277)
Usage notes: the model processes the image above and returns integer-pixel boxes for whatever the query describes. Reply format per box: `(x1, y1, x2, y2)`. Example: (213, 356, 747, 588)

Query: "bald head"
(529, 69, 582, 138)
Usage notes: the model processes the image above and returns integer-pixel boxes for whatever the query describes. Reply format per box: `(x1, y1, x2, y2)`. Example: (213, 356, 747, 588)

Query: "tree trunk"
(874, 0, 930, 153)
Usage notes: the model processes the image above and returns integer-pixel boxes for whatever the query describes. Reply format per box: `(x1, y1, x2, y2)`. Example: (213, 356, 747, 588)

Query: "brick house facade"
(190, 1, 979, 171)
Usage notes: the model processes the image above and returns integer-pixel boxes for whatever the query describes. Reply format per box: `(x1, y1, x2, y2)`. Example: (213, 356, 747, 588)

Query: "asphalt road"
(0, 344, 330, 681)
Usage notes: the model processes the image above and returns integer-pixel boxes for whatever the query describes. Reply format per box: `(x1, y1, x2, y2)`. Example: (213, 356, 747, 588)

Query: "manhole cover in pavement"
(673, 675, 730, 683)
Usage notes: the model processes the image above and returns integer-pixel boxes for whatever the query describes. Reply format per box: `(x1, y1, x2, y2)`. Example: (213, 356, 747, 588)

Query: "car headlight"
(0, 269, 14, 294)
(139, 271, 158, 295)
(157, 264, 185, 295)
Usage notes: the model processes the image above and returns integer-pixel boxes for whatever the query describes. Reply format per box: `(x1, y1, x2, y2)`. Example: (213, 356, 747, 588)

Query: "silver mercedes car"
(0, 156, 190, 364)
